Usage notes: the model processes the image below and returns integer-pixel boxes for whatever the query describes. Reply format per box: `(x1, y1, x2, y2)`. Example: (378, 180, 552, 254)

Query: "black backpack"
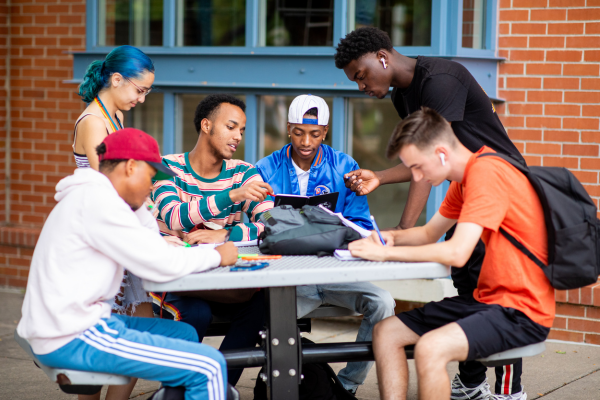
(253, 339, 358, 400)
(478, 153, 600, 289)
(258, 205, 362, 255)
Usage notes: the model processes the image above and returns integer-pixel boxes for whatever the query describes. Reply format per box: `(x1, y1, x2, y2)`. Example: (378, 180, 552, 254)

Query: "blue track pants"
(36, 314, 227, 400)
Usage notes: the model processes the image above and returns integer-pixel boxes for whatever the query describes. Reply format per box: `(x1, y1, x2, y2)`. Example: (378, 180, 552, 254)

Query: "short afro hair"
(193, 94, 246, 134)
(304, 107, 318, 118)
(334, 27, 393, 69)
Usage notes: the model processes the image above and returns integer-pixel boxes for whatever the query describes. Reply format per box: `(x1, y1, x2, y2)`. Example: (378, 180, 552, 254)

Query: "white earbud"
(440, 153, 446, 166)
(380, 58, 387, 69)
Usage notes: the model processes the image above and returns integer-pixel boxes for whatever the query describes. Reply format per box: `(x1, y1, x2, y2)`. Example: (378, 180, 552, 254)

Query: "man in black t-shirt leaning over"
(335, 27, 527, 400)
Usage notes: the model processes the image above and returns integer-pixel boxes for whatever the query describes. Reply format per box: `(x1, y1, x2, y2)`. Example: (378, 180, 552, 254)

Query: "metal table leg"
(265, 286, 300, 400)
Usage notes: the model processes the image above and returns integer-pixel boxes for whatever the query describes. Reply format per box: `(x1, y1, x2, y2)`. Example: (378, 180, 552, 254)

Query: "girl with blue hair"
(73, 46, 158, 400)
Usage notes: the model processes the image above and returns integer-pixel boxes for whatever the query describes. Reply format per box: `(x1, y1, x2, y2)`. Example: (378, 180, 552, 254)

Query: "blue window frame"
(76, 0, 500, 222)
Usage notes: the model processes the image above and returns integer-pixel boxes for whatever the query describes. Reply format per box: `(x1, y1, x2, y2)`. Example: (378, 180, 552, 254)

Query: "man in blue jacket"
(256, 94, 395, 396)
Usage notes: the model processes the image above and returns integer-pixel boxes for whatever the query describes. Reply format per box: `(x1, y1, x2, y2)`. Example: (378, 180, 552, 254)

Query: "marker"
(183, 242, 191, 248)
(267, 192, 275, 198)
(370, 215, 386, 245)
(238, 254, 259, 258)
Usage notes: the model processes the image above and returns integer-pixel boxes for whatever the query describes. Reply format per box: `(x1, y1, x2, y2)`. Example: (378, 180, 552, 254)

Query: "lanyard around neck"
(94, 97, 123, 133)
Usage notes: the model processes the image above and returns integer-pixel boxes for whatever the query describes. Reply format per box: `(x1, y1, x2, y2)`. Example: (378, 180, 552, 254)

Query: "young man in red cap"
(17, 128, 238, 400)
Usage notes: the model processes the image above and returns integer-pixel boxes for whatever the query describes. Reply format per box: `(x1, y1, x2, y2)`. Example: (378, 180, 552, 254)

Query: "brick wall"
(497, 0, 600, 344)
(0, 0, 85, 287)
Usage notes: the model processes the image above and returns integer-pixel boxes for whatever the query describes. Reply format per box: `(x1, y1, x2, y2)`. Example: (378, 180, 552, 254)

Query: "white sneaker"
(451, 373, 492, 400)
(489, 387, 527, 400)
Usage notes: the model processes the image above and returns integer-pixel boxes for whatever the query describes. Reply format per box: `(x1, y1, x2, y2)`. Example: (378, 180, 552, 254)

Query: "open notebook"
(333, 249, 364, 261)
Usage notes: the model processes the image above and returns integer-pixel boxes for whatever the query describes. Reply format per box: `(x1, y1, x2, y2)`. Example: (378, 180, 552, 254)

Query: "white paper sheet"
(317, 205, 372, 238)
(333, 249, 364, 261)
(191, 239, 258, 248)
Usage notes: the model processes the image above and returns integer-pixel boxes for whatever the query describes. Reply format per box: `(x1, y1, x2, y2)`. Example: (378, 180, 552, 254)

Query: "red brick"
(526, 63, 562, 75)
(549, 0, 585, 6)
(510, 50, 546, 61)
(499, 115, 525, 128)
(593, 285, 600, 306)
(585, 333, 600, 345)
(563, 118, 600, 130)
(557, 303, 586, 317)
(525, 156, 542, 166)
(582, 286, 594, 305)
(565, 91, 600, 103)
(528, 90, 563, 102)
(543, 157, 579, 168)
(499, 23, 510, 34)
(529, 36, 565, 48)
(508, 103, 544, 115)
(582, 131, 600, 143)
(513, 0, 548, 6)
(531, 9, 566, 21)
(568, 8, 600, 21)
(586, 22, 600, 35)
(499, 36, 528, 48)
(567, 36, 600, 48)
(507, 129, 542, 141)
(526, 117, 562, 129)
(568, 288, 581, 304)
(499, 90, 527, 102)
(545, 104, 580, 116)
(526, 142, 561, 154)
(569, 318, 600, 333)
(544, 77, 580, 89)
(583, 106, 600, 117)
(544, 129, 579, 142)
(572, 170, 598, 184)
(564, 144, 599, 157)
(507, 77, 542, 89)
(555, 290, 568, 302)
(547, 50, 583, 62)
(581, 79, 600, 91)
(563, 64, 600, 76)
(511, 23, 547, 34)
(500, 10, 530, 21)
(584, 50, 600, 62)
(552, 316, 567, 329)
(586, 306, 600, 319)
(548, 330, 584, 342)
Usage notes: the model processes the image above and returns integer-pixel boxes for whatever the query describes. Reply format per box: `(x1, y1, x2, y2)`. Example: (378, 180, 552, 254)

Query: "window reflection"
(177, 0, 245, 46)
(462, 0, 486, 49)
(351, 0, 431, 47)
(98, 0, 163, 46)
(180, 94, 246, 160)
(349, 98, 426, 228)
(124, 93, 164, 152)
(258, 95, 332, 158)
(264, 0, 334, 46)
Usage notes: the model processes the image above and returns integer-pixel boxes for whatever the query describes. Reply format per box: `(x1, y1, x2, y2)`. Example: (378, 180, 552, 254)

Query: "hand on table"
(343, 169, 380, 196)
(215, 242, 238, 266)
(229, 181, 274, 203)
(184, 229, 229, 244)
(348, 237, 390, 262)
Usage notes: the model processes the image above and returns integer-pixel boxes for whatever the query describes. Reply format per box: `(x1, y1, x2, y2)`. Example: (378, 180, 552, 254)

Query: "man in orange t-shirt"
(349, 108, 553, 400)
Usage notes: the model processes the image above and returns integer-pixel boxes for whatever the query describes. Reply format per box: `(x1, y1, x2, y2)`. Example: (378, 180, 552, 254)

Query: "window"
(124, 93, 164, 151)
(462, 0, 486, 49)
(176, 0, 245, 46)
(263, 0, 334, 46)
(98, 0, 163, 46)
(258, 95, 333, 159)
(180, 94, 246, 160)
(348, 98, 426, 229)
(350, 0, 432, 47)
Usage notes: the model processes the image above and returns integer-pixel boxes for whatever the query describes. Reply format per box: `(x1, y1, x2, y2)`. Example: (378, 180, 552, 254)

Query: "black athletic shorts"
(397, 294, 550, 360)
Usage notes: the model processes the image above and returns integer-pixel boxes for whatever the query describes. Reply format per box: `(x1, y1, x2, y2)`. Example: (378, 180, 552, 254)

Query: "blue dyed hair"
(78, 45, 155, 103)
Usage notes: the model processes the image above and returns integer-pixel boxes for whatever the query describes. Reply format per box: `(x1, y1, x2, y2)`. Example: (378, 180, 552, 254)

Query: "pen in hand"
(370, 215, 386, 246)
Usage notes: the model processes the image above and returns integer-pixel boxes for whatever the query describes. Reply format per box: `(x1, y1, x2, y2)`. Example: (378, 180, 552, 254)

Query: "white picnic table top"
(143, 246, 450, 292)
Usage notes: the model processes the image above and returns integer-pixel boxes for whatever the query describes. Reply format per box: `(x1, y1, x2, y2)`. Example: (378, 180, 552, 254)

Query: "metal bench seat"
(14, 330, 131, 395)
(476, 342, 546, 367)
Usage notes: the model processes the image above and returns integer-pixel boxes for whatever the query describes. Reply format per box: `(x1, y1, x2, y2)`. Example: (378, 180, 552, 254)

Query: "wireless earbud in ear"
(380, 58, 387, 69)
(440, 153, 446, 166)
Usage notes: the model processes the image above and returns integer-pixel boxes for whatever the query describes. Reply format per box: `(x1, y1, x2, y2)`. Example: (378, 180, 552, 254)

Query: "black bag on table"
(253, 338, 357, 400)
(258, 205, 362, 255)
(478, 153, 600, 289)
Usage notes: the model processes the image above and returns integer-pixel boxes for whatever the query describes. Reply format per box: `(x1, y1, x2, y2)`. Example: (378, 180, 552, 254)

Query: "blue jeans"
(36, 315, 227, 400)
(296, 283, 395, 391)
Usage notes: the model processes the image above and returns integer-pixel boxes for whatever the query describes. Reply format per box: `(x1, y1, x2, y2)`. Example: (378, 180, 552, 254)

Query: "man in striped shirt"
(150, 94, 273, 387)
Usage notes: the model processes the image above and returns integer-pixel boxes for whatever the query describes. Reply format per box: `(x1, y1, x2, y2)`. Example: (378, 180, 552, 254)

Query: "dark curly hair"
(334, 27, 393, 69)
(193, 94, 246, 134)
(304, 107, 318, 117)
(96, 142, 128, 172)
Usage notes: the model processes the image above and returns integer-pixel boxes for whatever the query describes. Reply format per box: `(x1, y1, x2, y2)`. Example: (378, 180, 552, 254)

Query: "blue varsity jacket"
(256, 144, 373, 230)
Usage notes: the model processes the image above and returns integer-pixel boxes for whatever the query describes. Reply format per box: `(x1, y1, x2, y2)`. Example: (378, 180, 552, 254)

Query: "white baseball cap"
(288, 94, 329, 126)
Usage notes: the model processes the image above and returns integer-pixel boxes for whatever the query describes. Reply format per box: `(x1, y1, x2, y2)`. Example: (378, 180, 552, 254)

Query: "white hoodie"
(17, 168, 222, 355)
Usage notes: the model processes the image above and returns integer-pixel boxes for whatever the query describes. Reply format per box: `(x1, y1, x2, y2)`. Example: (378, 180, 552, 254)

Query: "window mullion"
(163, 0, 176, 48)
(87, 0, 99, 49)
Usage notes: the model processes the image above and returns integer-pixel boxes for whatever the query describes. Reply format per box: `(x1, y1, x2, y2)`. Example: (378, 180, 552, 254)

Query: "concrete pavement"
(1, 289, 599, 400)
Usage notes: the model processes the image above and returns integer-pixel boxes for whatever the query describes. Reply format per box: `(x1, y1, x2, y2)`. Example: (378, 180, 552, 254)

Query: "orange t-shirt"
(439, 146, 555, 327)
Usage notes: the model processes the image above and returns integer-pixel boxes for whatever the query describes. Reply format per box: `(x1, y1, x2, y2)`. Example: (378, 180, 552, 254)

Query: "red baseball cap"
(99, 128, 177, 180)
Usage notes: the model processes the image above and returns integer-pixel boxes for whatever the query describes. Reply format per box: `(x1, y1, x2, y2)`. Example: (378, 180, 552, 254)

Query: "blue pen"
(370, 215, 386, 245)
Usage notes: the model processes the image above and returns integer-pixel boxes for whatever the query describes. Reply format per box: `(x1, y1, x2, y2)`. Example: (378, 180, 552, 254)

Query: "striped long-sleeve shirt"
(152, 153, 273, 242)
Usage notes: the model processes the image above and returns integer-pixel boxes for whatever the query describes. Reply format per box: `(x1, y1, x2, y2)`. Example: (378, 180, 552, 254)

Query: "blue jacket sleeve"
(340, 160, 373, 230)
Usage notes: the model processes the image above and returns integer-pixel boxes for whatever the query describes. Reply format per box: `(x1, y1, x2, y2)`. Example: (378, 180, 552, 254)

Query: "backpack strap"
(499, 228, 547, 269)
